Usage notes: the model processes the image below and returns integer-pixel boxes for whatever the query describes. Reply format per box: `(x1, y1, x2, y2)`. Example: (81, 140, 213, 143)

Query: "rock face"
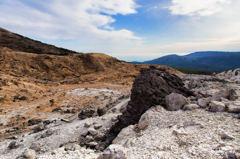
(105, 67, 194, 146)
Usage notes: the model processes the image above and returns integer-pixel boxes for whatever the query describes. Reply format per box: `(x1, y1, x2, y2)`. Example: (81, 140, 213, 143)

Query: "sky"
(0, 0, 240, 61)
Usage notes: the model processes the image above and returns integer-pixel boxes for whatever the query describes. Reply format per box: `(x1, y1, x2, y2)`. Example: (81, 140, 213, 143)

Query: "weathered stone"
(166, 93, 187, 111)
(20, 149, 36, 159)
(94, 124, 102, 130)
(138, 111, 152, 130)
(33, 122, 45, 133)
(84, 122, 91, 128)
(188, 79, 202, 89)
(221, 132, 235, 140)
(212, 89, 237, 101)
(88, 128, 98, 136)
(228, 105, 240, 113)
(198, 98, 209, 108)
(103, 67, 194, 147)
(29, 143, 41, 152)
(172, 128, 188, 136)
(87, 142, 98, 147)
(210, 101, 226, 112)
(64, 143, 80, 151)
(28, 119, 42, 126)
(183, 104, 200, 111)
(112, 125, 136, 147)
(8, 141, 19, 149)
(98, 144, 127, 159)
(78, 107, 96, 120)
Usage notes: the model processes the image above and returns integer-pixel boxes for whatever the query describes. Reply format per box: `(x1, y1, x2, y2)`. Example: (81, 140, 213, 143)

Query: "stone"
(212, 89, 237, 101)
(188, 79, 202, 89)
(198, 98, 208, 108)
(94, 124, 102, 130)
(183, 104, 200, 111)
(166, 93, 188, 111)
(28, 119, 42, 126)
(112, 125, 136, 147)
(98, 144, 127, 159)
(221, 132, 235, 140)
(87, 142, 98, 147)
(20, 149, 36, 159)
(228, 105, 240, 113)
(33, 122, 45, 133)
(40, 129, 56, 138)
(172, 128, 188, 136)
(78, 107, 96, 120)
(64, 143, 80, 151)
(138, 110, 152, 130)
(210, 101, 226, 112)
(84, 122, 91, 128)
(8, 141, 19, 149)
(29, 143, 41, 152)
(88, 128, 98, 136)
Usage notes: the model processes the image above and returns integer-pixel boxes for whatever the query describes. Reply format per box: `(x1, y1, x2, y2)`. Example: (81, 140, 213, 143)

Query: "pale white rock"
(20, 149, 36, 159)
(221, 146, 234, 152)
(221, 132, 235, 140)
(210, 101, 226, 112)
(198, 98, 208, 108)
(228, 105, 240, 113)
(112, 125, 136, 147)
(138, 110, 152, 130)
(172, 128, 188, 136)
(183, 104, 200, 111)
(165, 93, 187, 111)
(98, 144, 127, 159)
(88, 128, 98, 136)
(84, 122, 91, 128)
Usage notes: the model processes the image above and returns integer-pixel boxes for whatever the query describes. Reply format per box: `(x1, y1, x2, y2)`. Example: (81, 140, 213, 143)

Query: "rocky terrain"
(0, 66, 240, 159)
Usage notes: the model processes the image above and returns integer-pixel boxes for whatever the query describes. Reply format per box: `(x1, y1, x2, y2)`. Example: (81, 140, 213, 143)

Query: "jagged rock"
(166, 93, 187, 111)
(228, 105, 240, 113)
(112, 125, 136, 147)
(98, 144, 127, 159)
(78, 107, 96, 120)
(221, 132, 235, 140)
(172, 128, 188, 136)
(29, 143, 41, 152)
(210, 101, 226, 112)
(64, 143, 80, 151)
(103, 67, 194, 146)
(183, 104, 200, 111)
(138, 110, 152, 130)
(88, 128, 98, 136)
(19, 149, 36, 159)
(40, 129, 56, 138)
(97, 107, 107, 116)
(94, 124, 102, 130)
(84, 122, 91, 128)
(33, 122, 45, 133)
(198, 98, 210, 108)
(28, 119, 42, 126)
(212, 89, 237, 101)
(8, 141, 19, 149)
(188, 79, 202, 89)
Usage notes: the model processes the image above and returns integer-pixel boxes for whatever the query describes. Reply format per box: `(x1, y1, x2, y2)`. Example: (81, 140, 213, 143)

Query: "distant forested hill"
(141, 51, 240, 72)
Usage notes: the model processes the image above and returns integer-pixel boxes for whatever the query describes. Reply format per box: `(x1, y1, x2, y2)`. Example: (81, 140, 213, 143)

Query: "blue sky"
(0, 0, 240, 61)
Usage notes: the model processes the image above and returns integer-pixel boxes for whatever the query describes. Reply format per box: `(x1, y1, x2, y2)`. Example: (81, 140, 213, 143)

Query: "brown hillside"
(0, 47, 182, 83)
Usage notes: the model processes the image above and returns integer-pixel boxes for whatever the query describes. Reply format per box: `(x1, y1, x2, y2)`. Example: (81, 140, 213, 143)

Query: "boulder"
(98, 144, 127, 159)
(166, 93, 187, 111)
(198, 98, 210, 108)
(188, 79, 202, 89)
(228, 105, 240, 113)
(33, 122, 45, 133)
(212, 89, 237, 101)
(20, 149, 36, 159)
(103, 67, 194, 147)
(210, 101, 226, 112)
(183, 104, 200, 111)
(29, 143, 41, 152)
(138, 110, 152, 130)
(78, 107, 96, 120)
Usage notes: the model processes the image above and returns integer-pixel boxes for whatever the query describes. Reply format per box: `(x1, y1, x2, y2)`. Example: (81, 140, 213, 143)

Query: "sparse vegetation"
(174, 67, 214, 75)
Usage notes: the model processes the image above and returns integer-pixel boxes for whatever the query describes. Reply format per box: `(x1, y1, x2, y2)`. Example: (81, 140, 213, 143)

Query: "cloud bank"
(0, 0, 142, 43)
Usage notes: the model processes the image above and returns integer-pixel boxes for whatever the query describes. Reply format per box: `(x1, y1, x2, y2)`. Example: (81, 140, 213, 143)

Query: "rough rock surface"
(166, 93, 187, 111)
(104, 67, 194, 146)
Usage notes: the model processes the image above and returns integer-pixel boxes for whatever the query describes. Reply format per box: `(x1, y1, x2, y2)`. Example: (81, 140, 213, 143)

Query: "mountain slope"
(143, 51, 240, 72)
(0, 27, 77, 55)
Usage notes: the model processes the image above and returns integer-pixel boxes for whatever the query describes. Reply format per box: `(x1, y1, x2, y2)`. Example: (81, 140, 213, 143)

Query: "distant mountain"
(0, 27, 78, 55)
(142, 51, 240, 72)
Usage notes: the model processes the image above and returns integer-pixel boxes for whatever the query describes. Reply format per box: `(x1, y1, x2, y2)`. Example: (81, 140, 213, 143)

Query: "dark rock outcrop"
(103, 67, 194, 146)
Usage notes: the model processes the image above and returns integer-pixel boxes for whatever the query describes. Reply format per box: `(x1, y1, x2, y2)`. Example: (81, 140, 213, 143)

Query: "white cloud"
(0, 0, 142, 43)
(169, 0, 231, 16)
